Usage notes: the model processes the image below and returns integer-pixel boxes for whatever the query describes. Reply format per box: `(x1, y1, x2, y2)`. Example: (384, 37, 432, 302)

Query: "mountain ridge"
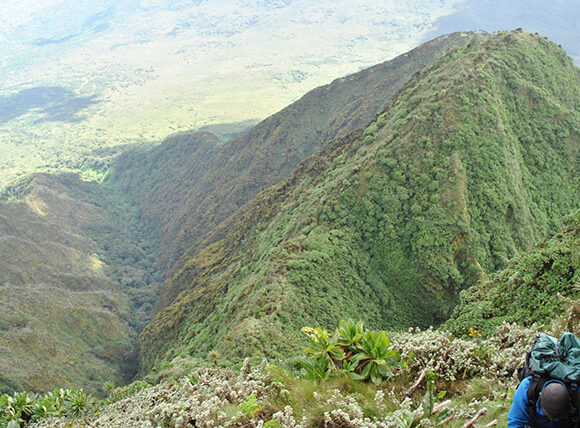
(0, 32, 479, 393)
(1, 30, 579, 396)
(140, 30, 580, 370)
(106, 32, 479, 279)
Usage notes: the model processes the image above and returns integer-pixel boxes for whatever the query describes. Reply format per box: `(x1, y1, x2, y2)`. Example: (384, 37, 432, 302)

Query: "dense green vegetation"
(2, 30, 580, 427)
(141, 30, 580, 371)
(106, 32, 478, 282)
(297, 320, 400, 384)
(14, 198, 578, 421)
(25, 238, 580, 428)
(0, 32, 477, 395)
(446, 209, 580, 337)
(27, 320, 537, 427)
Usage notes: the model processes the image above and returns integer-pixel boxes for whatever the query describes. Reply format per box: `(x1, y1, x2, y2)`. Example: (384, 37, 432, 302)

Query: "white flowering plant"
(26, 321, 545, 428)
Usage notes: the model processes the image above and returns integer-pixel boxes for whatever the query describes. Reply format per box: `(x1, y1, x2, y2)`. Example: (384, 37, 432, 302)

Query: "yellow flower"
(468, 327, 482, 338)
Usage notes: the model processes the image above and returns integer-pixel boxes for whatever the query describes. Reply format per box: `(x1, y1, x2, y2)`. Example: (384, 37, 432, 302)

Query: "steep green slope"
(446, 208, 580, 337)
(0, 32, 478, 394)
(103, 131, 222, 247)
(141, 31, 580, 369)
(0, 174, 159, 394)
(106, 32, 478, 287)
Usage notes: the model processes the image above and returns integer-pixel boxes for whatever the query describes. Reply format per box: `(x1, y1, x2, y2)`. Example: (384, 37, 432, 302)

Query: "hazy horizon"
(0, 0, 578, 188)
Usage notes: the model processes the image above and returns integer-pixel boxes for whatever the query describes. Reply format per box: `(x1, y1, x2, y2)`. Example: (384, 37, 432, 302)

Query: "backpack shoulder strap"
(527, 376, 547, 428)
(568, 381, 580, 428)
(518, 350, 534, 381)
(527, 375, 547, 405)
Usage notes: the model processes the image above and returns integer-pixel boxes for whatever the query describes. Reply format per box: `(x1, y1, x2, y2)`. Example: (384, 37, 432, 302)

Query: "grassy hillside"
(140, 30, 580, 370)
(0, 174, 160, 394)
(106, 32, 479, 285)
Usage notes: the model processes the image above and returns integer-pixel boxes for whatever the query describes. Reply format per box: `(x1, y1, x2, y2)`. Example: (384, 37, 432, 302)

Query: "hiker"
(508, 332, 580, 427)
(508, 377, 576, 427)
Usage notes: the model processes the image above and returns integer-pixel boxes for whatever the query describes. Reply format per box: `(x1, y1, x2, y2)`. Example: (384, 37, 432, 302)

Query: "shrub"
(63, 390, 93, 418)
(298, 321, 400, 383)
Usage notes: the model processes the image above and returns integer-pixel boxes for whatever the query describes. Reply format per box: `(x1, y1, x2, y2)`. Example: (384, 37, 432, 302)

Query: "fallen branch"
(85, 419, 97, 428)
(405, 369, 426, 397)
(485, 419, 499, 427)
(437, 414, 454, 426)
(433, 399, 452, 414)
(461, 407, 488, 428)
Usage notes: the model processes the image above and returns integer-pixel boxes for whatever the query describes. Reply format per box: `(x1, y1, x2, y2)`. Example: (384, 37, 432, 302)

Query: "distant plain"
(0, 0, 578, 188)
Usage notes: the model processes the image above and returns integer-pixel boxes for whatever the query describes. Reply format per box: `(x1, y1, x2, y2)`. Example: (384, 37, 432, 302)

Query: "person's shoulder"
(509, 377, 534, 426)
(513, 377, 533, 403)
(518, 376, 532, 390)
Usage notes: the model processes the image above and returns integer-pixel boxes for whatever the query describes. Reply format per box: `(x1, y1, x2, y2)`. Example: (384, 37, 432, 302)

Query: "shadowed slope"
(446, 209, 580, 337)
(107, 32, 480, 308)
